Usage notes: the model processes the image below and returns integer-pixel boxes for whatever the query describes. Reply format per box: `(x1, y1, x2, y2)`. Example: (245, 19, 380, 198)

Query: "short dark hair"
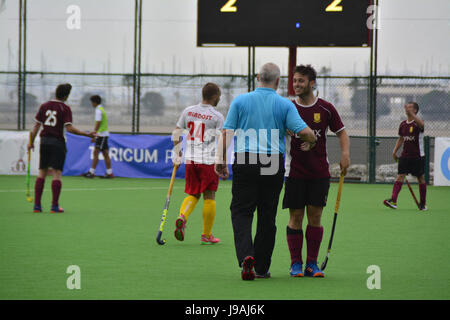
(202, 83, 221, 101)
(293, 64, 317, 82)
(55, 83, 72, 100)
(408, 101, 419, 113)
(90, 95, 102, 105)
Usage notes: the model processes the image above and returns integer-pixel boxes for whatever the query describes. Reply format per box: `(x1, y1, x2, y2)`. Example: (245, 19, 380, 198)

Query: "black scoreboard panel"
(198, 0, 372, 47)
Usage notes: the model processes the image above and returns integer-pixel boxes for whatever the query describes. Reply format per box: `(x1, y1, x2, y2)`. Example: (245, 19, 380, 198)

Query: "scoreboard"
(197, 0, 372, 47)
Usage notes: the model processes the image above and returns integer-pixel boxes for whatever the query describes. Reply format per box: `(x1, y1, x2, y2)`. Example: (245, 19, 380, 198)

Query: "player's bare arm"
(296, 126, 316, 144)
(392, 136, 404, 162)
(93, 121, 101, 133)
(408, 110, 425, 129)
(90, 121, 101, 142)
(28, 122, 41, 151)
(336, 129, 350, 175)
(171, 126, 184, 166)
(286, 128, 315, 150)
(66, 124, 96, 138)
(214, 129, 233, 179)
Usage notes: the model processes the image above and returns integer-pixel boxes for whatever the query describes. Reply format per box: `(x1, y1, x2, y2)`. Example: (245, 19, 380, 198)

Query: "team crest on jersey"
(409, 126, 413, 133)
(313, 113, 321, 123)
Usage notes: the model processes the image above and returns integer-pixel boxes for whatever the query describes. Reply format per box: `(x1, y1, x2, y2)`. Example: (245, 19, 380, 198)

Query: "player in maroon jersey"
(283, 65, 350, 278)
(383, 102, 427, 211)
(28, 83, 96, 213)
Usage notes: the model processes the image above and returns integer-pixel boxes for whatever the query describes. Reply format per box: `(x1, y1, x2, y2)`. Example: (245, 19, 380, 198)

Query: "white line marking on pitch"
(0, 186, 232, 193)
(0, 187, 178, 193)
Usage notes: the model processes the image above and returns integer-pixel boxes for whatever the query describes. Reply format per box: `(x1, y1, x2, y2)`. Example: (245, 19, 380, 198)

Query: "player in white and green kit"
(83, 95, 114, 178)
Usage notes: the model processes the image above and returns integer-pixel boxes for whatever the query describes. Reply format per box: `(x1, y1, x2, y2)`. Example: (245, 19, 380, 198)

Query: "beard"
(296, 86, 312, 98)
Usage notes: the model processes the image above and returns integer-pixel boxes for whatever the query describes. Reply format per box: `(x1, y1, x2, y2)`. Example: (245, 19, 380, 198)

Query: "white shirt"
(176, 103, 224, 164)
(95, 105, 109, 137)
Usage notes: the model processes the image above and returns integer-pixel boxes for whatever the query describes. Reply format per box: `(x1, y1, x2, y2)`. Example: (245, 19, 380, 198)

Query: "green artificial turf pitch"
(0, 175, 449, 300)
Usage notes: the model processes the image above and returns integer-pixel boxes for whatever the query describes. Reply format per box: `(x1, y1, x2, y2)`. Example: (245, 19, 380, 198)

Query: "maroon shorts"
(185, 163, 219, 195)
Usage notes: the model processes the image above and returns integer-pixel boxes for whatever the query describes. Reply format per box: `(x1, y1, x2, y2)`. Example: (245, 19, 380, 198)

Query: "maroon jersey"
(35, 100, 73, 142)
(285, 98, 345, 179)
(399, 120, 424, 158)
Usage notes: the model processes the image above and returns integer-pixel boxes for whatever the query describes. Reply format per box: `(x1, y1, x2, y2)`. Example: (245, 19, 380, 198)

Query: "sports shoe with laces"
(82, 172, 95, 178)
(241, 256, 255, 281)
(304, 261, 324, 278)
(255, 272, 271, 279)
(419, 203, 428, 211)
(383, 198, 397, 209)
(33, 204, 42, 213)
(201, 234, 221, 244)
(289, 262, 304, 277)
(174, 215, 186, 241)
(100, 173, 114, 179)
(50, 205, 64, 213)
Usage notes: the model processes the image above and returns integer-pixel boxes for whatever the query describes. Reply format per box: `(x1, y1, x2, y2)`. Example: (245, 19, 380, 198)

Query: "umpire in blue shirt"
(215, 63, 316, 280)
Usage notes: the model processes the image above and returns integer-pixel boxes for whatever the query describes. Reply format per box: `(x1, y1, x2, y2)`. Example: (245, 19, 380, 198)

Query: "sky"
(0, 0, 449, 76)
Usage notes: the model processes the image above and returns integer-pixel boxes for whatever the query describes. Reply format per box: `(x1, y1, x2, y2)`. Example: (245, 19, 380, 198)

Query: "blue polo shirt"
(223, 87, 307, 154)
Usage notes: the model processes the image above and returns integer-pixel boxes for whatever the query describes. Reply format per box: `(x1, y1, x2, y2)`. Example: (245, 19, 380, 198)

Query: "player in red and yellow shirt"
(172, 83, 224, 244)
(28, 84, 95, 213)
(384, 102, 427, 211)
(284, 65, 350, 278)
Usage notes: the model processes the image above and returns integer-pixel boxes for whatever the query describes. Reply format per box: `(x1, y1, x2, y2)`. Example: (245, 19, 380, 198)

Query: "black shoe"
(255, 272, 271, 279)
(419, 203, 428, 211)
(241, 256, 255, 281)
(82, 172, 95, 178)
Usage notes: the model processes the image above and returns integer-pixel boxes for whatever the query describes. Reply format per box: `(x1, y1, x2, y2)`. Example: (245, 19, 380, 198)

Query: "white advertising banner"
(434, 137, 450, 186)
(0, 130, 40, 175)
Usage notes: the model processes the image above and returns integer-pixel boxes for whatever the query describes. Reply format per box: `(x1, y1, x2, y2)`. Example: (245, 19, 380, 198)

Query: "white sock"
(89, 168, 95, 174)
(106, 168, 113, 175)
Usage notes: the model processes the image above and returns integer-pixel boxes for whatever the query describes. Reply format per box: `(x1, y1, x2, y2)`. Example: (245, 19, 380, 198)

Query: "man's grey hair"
(258, 63, 281, 84)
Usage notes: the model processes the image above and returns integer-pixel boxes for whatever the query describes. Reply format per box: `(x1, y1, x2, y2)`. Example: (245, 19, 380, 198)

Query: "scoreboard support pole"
(288, 46, 297, 98)
(247, 46, 256, 92)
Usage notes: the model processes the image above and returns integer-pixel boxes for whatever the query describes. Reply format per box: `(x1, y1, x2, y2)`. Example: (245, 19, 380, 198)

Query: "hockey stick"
(321, 172, 345, 271)
(405, 177, 420, 209)
(26, 132, 33, 203)
(156, 164, 179, 245)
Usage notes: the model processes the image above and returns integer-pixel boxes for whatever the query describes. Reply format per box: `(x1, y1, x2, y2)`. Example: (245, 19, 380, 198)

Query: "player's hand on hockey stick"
(340, 153, 350, 176)
(172, 155, 182, 167)
(393, 153, 398, 162)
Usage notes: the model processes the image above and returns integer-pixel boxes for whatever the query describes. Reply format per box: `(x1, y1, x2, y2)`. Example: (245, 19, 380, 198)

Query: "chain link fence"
(3, 72, 448, 134)
(0, 71, 448, 183)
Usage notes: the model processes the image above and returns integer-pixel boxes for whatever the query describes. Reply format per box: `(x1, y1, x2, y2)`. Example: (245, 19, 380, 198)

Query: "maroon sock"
(51, 180, 62, 207)
(287, 226, 303, 265)
(34, 177, 45, 206)
(391, 181, 403, 202)
(419, 183, 427, 205)
(306, 225, 324, 264)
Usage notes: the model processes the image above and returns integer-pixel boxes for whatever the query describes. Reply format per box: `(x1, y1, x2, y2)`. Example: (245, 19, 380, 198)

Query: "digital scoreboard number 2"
(325, 0, 343, 12)
(220, 0, 237, 12)
(220, 0, 345, 13)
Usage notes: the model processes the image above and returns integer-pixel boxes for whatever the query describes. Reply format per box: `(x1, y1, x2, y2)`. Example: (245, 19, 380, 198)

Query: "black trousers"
(230, 153, 285, 274)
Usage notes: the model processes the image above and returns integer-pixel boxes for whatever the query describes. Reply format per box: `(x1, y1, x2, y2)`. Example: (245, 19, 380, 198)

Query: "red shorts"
(185, 163, 219, 195)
